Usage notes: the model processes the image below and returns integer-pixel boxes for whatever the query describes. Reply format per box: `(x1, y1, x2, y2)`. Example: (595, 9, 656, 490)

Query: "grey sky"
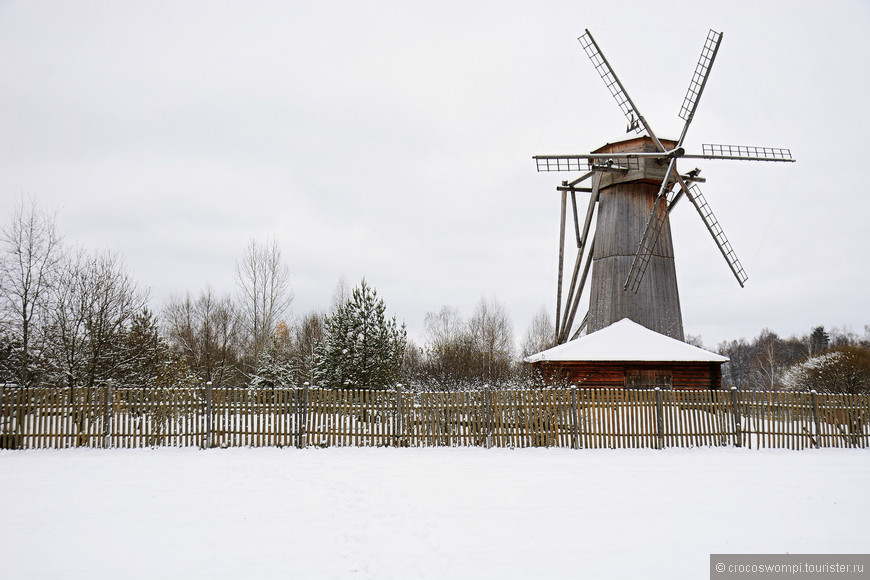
(1, 0, 868, 349)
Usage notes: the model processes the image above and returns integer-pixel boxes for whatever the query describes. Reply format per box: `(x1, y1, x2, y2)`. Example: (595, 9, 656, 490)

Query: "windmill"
(534, 29, 794, 345)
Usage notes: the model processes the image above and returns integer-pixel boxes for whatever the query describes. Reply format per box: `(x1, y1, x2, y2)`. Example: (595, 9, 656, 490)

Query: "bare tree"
(163, 287, 243, 387)
(235, 236, 293, 367)
(43, 250, 146, 388)
(718, 337, 753, 389)
(418, 305, 474, 390)
(416, 300, 517, 390)
(424, 305, 463, 351)
(0, 196, 62, 385)
(521, 306, 555, 359)
(329, 275, 350, 314)
(468, 296, 515, 386)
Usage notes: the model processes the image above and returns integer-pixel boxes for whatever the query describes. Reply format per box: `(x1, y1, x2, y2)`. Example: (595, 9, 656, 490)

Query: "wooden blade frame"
(683, 183, 748, 287)
(579, 30, 649, 136)
(692, 144, 795, 162)
(625, 30, 725, 291)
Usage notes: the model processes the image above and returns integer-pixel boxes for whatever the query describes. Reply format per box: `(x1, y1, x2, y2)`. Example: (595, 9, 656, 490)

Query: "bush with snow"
(781, 346, 870, 394)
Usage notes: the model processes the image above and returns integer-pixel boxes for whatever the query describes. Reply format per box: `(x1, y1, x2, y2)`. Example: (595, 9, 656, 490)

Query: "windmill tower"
(534, 29, 794, 345)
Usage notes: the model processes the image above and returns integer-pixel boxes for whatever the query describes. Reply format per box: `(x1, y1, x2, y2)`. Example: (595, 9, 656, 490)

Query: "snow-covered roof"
(524, 318, 729, 363)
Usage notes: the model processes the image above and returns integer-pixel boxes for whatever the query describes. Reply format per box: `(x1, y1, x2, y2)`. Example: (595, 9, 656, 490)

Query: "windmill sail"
(534, 155, 644, 172)
(578, 30, 646, 135)
(679, 30, 723, 125)
(624, 192, 671, 293)
(692, 144, 794, 162)
(684, 184, 748, 287)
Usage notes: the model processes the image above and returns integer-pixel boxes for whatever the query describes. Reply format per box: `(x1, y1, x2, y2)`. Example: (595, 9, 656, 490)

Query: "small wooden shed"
(524, 318, 728, 390)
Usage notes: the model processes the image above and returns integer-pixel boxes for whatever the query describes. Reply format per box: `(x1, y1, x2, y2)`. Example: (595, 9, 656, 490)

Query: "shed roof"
(524, 318, 729, 363)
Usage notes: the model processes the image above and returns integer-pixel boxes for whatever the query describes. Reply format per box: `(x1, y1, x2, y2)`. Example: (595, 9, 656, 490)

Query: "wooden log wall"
(533, 361, 723, 390)
(1, 386, 868, 451)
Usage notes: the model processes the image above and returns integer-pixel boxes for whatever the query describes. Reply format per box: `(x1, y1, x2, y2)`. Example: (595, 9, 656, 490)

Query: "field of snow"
(1, 447, 868, 580)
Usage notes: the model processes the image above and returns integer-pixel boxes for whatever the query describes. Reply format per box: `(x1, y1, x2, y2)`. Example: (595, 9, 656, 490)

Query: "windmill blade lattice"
(696, 144, 794, 162)
(624, 192, 672, 293)
(535, 155, 643, 173)
(684, 183, 748, 287)
(579, 30, 645, 134)
(679, 30, 723, 125)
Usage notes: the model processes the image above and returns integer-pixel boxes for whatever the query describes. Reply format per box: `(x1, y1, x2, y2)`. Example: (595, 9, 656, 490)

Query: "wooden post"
(730, 387, 742, 448)
(295, 385, 302, 449)
(204, 381, 213, 449)
(654, 387, 664, 450)
(0, 383, 6, 449)
(394, 384, 403, 447)
(810, 390, 821, 449)
(556, 189, 567, 342)
(570, 387, 580, 449)
(104, 380, 113, 449)
(483, 385, 492, 449)
(298, 384, 309, 449)
(292, 386, 299, 448)
(561, 173, 601, 342)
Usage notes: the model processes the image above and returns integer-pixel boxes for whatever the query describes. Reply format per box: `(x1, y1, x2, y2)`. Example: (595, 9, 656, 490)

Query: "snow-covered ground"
(1, 447, 867, 580)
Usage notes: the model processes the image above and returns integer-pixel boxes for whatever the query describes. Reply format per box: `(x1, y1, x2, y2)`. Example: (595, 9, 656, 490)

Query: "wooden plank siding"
(531, 360, 723, 390)
(586, 137, 684, 341)
(1, 386, 867, 451)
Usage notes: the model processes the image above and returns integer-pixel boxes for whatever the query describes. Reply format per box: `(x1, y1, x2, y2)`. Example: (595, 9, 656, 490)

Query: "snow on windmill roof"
(523, 318, 728, 363)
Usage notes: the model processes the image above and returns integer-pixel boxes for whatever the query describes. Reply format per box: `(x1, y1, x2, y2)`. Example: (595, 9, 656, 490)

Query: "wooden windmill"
(534, 29, 794, 345)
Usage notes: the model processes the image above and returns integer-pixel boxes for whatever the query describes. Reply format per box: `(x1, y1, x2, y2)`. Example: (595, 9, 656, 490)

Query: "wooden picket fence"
(1, 384, 867, 450)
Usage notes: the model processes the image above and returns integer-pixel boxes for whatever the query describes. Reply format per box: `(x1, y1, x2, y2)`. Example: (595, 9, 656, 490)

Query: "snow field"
(1, 447, 868, 580)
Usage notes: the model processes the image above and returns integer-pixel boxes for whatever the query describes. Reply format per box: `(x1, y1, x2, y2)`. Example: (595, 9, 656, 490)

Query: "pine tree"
(250, 337, 295, 388)
(809, 326, 830, 356)
(314, 280, 406, 389)
(123, 307, 168, 387)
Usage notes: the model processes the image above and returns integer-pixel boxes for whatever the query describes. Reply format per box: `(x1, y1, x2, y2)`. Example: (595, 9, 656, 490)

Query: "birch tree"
(467, 296, 514, 386)
(0, 196, 62, 385)
(235, 236, 292, 369)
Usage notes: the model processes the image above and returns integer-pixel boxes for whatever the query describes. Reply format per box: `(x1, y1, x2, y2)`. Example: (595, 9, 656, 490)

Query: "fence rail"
(1, 385, 867, 450)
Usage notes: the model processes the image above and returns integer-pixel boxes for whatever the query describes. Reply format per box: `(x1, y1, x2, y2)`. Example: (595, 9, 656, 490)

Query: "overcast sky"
(1, 0, 868, 349)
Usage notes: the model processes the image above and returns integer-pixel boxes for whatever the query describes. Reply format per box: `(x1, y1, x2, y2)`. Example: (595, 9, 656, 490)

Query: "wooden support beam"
(556, 186, 593, 193)
(555, 189, 567, 342)
(559, 174, 600, 340)
(568, 171, 595, 187)
(570, 311, 589, 341)
(561, 237, 595, 343)
(570, 191, 581, 248)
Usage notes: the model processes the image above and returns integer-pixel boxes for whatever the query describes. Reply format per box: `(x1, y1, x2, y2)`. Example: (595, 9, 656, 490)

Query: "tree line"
(1, 197, 867, 393)
(0, 197, 552, 391)
(717, 325, 870, 394)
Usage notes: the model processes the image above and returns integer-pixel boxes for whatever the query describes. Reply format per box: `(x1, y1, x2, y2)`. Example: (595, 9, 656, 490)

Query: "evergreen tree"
(288, 311, 324, 387)
(809, 326, 830, 356)
(314, 280, 406, 389)
(250, 336, 295, 388)
(122, 307, 168, 387)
